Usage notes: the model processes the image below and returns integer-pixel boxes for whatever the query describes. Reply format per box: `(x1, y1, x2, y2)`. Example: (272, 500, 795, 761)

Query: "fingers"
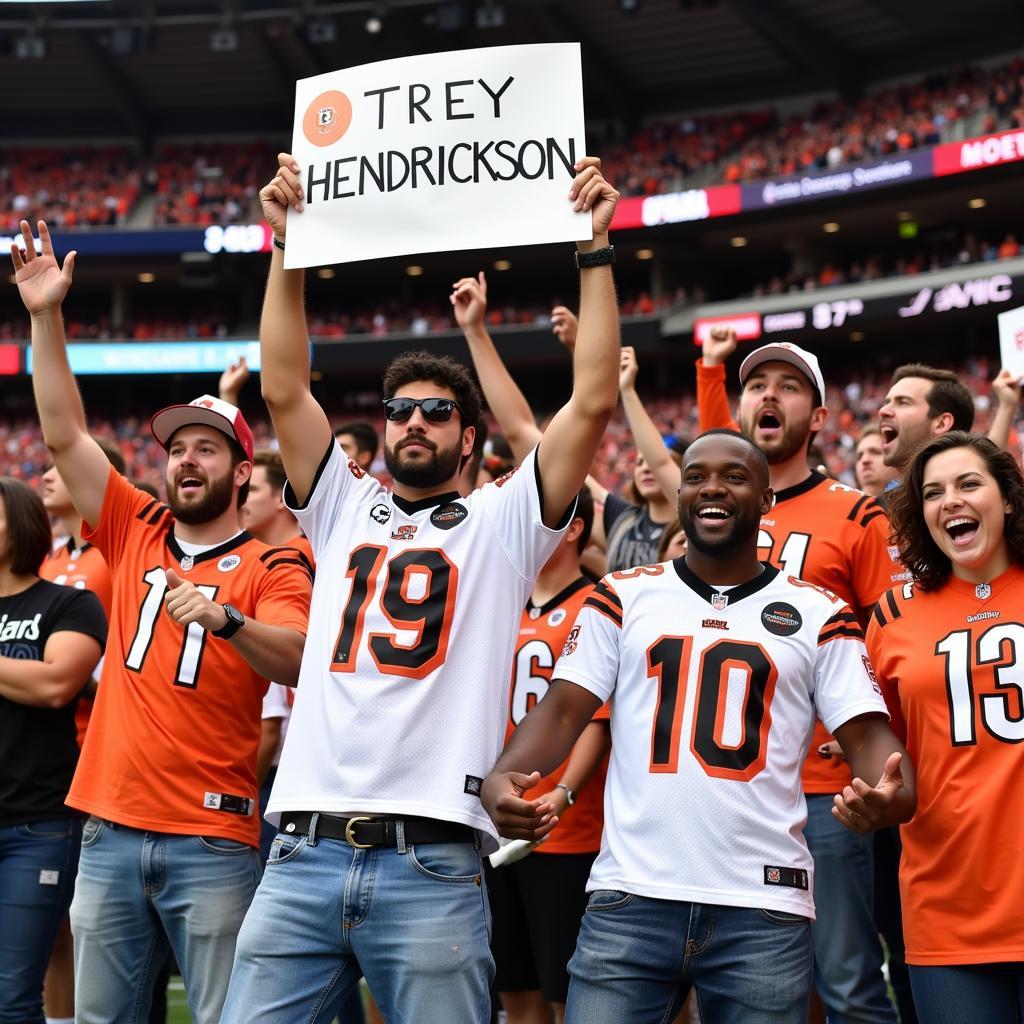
(492, 792, 559, 841)
(278, 152, 300, 175)
(62, 250, 76, 283)
(10, 242, 24, 272)
(881, 750, 904, 784)
(263, 172, 303, 212)
(832, 793, 869, 833)
(19, 219, 35, 259)
(165, 568, 182, 589)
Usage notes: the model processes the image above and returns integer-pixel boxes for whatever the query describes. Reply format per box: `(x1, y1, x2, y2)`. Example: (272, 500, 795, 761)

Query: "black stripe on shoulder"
(822, 608, 859, 629)
(592, 580, 623, 609)
(259, 547, 293, 562)
(846, 494, 870, 523)
(819, 625, 865, 643)
(583, 596, 623, 626)
(872, 602, 888, 629)
(885, 589, 901, 621)
(859, 509, 886, 528)
(264, 557, 314, 580)
(147, 504, 170, 526)
(136, 498, 159, 521)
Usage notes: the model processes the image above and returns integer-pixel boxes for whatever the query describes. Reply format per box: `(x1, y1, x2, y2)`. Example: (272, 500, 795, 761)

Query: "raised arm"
(986, 368, 1021, 451)
(696, 326, 741, 433)
(257, 153, 334, 505)
(619, 346, 681, 504)
(451, 271, 542, 463)
(535, 158, 621, 526)
(13, 221, 114, 528)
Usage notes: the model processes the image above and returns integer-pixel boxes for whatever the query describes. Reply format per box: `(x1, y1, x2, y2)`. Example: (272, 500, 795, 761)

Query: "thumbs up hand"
(164, 567, 227, 632)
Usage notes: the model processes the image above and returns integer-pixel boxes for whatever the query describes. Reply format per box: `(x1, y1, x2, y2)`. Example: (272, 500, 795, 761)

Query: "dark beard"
(384, 439, 463, 489)
(168, 470, 236, 524)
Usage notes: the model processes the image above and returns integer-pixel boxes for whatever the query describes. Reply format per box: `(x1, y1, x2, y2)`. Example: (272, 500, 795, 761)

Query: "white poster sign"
(285, 43, 589, 267)
(998, 305, 1024, 380)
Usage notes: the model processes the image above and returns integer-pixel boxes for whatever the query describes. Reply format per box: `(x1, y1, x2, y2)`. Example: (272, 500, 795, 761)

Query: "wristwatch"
(212, 604, 245, 639)
(574, 245, 615, 270)
(556, 783, 576, 806)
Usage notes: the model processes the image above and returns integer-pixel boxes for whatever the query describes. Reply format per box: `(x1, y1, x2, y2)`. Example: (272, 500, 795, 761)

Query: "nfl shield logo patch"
(976, 583, 992, 600)
(711, 592, 729, 611)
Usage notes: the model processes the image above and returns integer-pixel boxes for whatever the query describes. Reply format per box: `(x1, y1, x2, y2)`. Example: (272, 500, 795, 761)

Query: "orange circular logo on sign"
(303, 90, 353, 147)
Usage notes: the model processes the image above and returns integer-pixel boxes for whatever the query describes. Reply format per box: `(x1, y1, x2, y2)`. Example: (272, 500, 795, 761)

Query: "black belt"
(280, 811, 475, 849)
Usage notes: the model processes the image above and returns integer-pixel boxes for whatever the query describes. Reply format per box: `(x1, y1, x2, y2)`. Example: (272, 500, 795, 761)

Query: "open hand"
(832, 751, 905, 833)
(11, 220, 75, 316)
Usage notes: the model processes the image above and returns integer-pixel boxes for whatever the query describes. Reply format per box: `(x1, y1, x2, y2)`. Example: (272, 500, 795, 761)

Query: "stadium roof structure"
(0, 0, 1022, 142)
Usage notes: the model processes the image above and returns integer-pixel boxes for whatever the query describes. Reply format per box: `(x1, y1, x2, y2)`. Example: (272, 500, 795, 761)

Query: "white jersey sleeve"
(478, 446, 577, 581)
(261, 681, 292, 721)
(551, 579, 623, 703)
(812, 604, 889, 734)
(284, 440, 384, 555)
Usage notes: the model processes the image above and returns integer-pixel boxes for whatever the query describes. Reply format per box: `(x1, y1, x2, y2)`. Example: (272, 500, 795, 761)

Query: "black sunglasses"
(382, 396, 462, 423)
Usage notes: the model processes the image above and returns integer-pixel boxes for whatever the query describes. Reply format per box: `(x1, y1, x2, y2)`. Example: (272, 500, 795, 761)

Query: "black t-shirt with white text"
(0, 579, 106, 826)
(603, 492, 667, 573)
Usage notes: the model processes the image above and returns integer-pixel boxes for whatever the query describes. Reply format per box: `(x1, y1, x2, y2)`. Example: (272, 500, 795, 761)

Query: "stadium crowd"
(3, 57, 1022, 232)
(1, 142, 1023, 1024)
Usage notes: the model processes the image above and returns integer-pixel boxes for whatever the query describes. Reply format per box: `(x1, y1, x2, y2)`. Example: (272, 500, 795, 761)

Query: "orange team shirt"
(68, 468, 313, 846)
(40, 539, 113, 748)
(697, 358, 903, 791)
(867, 566, 1024, 965)
(505, 577, 610, 855)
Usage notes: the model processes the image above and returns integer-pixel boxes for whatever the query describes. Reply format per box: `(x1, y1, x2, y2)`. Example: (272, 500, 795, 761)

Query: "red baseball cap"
(150, 395, 255, 461)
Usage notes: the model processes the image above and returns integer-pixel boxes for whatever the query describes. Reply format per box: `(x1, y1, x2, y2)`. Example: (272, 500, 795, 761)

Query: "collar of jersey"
(526, 576, 590, 618)
(772, 470, 826, 506)
(63, 538, 92, 558)
(167, 529, 252, 567)
(672, 558, 779, 606)
(392, 490, 462, 515)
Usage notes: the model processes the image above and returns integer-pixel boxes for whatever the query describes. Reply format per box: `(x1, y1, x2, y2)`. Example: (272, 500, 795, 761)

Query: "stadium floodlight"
(406, 265, 424, 277)
(968, 197, 987, 209)
(730, 236, 748, 248)
(365, 14, 383, 33)
(210, 28, 238, 52)
(317, 268, 336, 279)
(822, 222, 840, 233)
(636, 248, 654, 260)
(619, 0, 640, 11)
(493, 259, 511, 271)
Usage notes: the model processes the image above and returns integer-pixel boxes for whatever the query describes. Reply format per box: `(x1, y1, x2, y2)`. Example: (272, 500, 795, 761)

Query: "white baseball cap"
(739, 342, 826, 406)
(150, 395, 255, 461)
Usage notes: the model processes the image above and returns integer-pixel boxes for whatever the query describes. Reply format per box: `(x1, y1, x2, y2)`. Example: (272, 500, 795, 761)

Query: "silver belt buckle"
(344, 816, 374, 849)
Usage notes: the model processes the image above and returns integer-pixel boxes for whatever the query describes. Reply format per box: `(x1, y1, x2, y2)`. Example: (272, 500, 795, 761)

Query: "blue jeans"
(909, 963, 1024, 1023)
(804, 794, 897, 1023)
(0, 818, 81, 1024)
(564, 891, 813, 1024)
(69, 816, 260, 1024)
(220, 824, 493, 1024)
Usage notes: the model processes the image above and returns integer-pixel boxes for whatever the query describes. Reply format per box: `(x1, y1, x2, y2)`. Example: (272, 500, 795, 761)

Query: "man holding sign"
(218, 146, 620, 1022)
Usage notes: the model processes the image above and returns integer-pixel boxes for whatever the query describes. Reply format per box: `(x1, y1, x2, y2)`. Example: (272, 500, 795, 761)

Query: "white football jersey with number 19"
(267, 442, 566, 853)
(554, 558, 889, 919)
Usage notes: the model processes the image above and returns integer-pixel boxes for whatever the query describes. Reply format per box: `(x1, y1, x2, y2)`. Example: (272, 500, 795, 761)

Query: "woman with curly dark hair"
(866, 431, 1024, 1022)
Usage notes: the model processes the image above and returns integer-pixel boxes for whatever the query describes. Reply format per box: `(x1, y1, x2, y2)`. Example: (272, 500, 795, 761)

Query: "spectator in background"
(0, 477, 106, 1024)
(334, 421, 380, 474)
(854, 425, 900, 498)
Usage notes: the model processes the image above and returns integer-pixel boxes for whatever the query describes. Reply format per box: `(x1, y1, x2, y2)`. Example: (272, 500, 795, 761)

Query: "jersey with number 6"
(553, 559, 888, 919)
(267, 442, 568, 854)
(866, 566, 1024, 965)
(67, 467, 314, 847)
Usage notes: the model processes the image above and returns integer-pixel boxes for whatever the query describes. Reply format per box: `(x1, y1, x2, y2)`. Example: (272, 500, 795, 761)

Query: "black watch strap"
(212, 604, 245, 639)
(574, 245, 615, 270)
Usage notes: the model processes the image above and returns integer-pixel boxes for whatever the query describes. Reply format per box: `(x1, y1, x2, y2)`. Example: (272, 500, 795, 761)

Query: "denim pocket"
(198, 835, 253, 856)
(586, 889, 635, 912)
(757, 908, 810, 926)
(21, 820, 73, 840)
(267, 833, 307, 866)
(408, 841, 481, 884)
(81, 816, 105, 848)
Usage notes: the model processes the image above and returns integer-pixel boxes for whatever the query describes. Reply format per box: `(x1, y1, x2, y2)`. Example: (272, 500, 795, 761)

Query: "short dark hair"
(573, 484, 595, 554)
(889, 431, 1024, 591)
(95, 437, 126, 475)
(334, 421, 379, 462)
(891, 364, 975, 433)
(657, 516, 684, 561)
(253, 449, 287, 494)
(382, 352, 483, 438)
(0, 477, 54, 575)
(466, 417, 489, 484)
(691, 427, 770, 486)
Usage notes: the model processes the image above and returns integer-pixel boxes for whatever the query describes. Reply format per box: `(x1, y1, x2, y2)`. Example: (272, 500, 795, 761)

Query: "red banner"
(693, 313, 762, 346)
(611, 184, 741, 230)
(933, 128, 1024, 176)
(0, 345, 19, 375)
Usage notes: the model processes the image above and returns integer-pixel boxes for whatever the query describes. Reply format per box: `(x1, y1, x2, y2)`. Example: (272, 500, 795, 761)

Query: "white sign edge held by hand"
(284, 42, 589, 268)
(997, 305, 1024, 381)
